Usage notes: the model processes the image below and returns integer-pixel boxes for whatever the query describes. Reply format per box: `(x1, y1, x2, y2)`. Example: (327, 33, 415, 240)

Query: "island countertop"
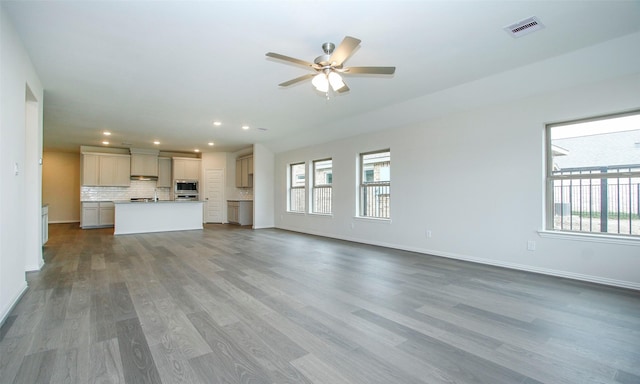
(113, 200, 203, 204)
(114, 200, 203, 235)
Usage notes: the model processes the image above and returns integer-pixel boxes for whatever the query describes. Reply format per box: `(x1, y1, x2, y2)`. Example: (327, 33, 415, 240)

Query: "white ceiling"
(4, 1, 640, 154)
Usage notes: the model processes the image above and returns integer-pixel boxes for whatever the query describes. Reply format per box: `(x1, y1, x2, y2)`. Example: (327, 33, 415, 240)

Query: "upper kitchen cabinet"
(81, 153, 100, 185)
(130, 148, 159, 177)
(157, 157, 172, 187)
(81, 152, 131, 187)
(236, 154, 253, 188)
(173, 157, 201, 180)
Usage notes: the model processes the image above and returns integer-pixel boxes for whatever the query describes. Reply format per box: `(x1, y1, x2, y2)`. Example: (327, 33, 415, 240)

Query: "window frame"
(288, 162, 306, 213)
(311, 158, 333, 215)
(359, 149, 391, 219)
(545, 110, 640, 238)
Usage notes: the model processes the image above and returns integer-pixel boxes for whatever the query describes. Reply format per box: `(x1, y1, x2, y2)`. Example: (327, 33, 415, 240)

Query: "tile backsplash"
(237, 188, 253, 200)
(81, 180, 171, 201)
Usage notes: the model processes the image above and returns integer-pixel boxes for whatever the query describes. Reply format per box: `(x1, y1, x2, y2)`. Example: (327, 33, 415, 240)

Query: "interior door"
(204, 169, 224, 223)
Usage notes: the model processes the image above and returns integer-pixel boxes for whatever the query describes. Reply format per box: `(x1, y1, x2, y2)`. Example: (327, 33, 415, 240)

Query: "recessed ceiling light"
(194, 149, 200, 153)
(242, 125, 250, 130)
(208, 142, 214, 146)
(103, 131, 111, 136)
(153, 140, 160, 145)
(102, 141, 109, 145)
(213, 121, 222, 126)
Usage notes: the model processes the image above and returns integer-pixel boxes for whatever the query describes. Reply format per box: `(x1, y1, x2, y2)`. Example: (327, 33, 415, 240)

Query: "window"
(312, 158, 332, 214)
(546, 111, 640, 236)
(360, 150, 390, 218)
(289, 162, 306, 212)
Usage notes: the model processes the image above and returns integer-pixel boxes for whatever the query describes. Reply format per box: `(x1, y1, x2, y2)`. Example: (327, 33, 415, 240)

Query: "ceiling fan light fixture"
(268, 36, 393, 94)
(312, 73, 329, 92)
(328, 71, 345, 92)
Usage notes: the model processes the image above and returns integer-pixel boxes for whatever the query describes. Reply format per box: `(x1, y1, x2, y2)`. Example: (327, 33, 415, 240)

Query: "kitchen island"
(114, 200, 203, 235)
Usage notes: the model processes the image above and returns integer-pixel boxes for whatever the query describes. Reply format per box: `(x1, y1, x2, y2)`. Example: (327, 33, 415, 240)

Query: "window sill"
(538, 230, 639, 246)
(309, 212, 333, 218)
(354, 216, 392, 224)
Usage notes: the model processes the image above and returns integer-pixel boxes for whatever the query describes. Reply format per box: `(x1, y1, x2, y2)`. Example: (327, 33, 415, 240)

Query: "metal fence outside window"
(361, 183, 390, 218)
(290, 187, 305, 212)
(552, 165, 640, 235)
(313, 186, 332, 214)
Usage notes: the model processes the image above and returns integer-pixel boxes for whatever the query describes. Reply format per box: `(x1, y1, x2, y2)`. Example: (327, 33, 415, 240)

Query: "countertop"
(113, 200, 203, 204)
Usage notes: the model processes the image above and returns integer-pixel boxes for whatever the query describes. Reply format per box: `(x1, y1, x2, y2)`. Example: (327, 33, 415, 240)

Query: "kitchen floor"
(1, 223, 638, 383)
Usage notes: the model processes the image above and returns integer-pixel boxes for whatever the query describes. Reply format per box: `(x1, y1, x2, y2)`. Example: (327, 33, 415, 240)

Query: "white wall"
(253, 143, 275, 229)
(1, 6, 44, 322)
(274, 37, 640, 289)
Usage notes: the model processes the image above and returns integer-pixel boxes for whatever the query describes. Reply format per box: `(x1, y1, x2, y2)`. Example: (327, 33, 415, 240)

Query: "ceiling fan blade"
(343, 66, 396, 75)
(278, 73, 315, 87)
(336, 81, 350, 93)
(329, 36, 361, 66)
(266, 52, 318, 68)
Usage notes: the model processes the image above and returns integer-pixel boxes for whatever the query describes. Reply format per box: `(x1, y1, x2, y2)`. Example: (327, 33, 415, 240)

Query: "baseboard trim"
(0, 282, 28, 327)
(49, 220, 80, 224)
(276, 225, 640, 291)
(25, 259, 44, 272)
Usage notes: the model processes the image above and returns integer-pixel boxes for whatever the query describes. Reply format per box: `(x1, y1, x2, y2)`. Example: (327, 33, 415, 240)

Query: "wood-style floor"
(1, 224, 639, 384)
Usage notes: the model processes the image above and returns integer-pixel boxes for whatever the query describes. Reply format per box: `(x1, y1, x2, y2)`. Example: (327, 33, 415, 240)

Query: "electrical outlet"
(527, 240, 536, 251)
(425, 230, 432, 238)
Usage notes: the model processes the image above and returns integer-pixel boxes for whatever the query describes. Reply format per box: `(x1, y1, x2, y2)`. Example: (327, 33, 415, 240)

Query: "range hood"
(130, 175, 158, 181)
(130, 148, 159, 180)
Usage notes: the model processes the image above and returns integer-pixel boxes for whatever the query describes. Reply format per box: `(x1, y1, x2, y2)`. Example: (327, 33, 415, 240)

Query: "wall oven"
(175, 180, 198, 200)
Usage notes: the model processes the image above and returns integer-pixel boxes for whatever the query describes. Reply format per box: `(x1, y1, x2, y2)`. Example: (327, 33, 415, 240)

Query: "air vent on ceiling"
(504, 16, 544, 38)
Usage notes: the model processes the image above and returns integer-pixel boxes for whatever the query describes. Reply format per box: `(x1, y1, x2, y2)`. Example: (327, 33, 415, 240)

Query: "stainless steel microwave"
(175, 180, 198, 194)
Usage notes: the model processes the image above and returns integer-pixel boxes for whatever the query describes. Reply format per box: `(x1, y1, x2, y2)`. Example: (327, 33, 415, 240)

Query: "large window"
(546, 111, 640, 236)
(289, 162, 306, 212)
(312, 158, 332, 214)
(360, 150, 390, 218)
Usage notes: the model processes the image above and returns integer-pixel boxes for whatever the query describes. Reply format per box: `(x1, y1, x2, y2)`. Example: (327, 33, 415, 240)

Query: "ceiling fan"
(266, 36, 395, 94)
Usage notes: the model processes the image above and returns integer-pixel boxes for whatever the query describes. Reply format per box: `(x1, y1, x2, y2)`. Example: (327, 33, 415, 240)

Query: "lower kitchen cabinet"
(81, 201, 115, 228)
(227, 200, 253, 226)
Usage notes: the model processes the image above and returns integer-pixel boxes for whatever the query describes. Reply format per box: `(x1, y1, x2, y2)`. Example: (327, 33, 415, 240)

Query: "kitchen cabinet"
(173, 157, 201, 180)
(130, 151, 158, 177)
(81, 202, 99, 227)
(81, 201, 115, 228)
(100, 156, 130, 186)
(99, 202, 115, 226)
(235, 155, 253, 188)
(157, 157, 172, 187)
(81, 154, 100, 186)
(227, 200, 253, 225)
(81, 153, 130, 186)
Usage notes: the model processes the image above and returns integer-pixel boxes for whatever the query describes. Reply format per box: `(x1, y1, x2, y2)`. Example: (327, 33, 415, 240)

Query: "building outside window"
(312, 158, 332, 214)
(289, 162, 306, 212)
(360, 150, 390, 218)
(546, 111, 640, 236)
